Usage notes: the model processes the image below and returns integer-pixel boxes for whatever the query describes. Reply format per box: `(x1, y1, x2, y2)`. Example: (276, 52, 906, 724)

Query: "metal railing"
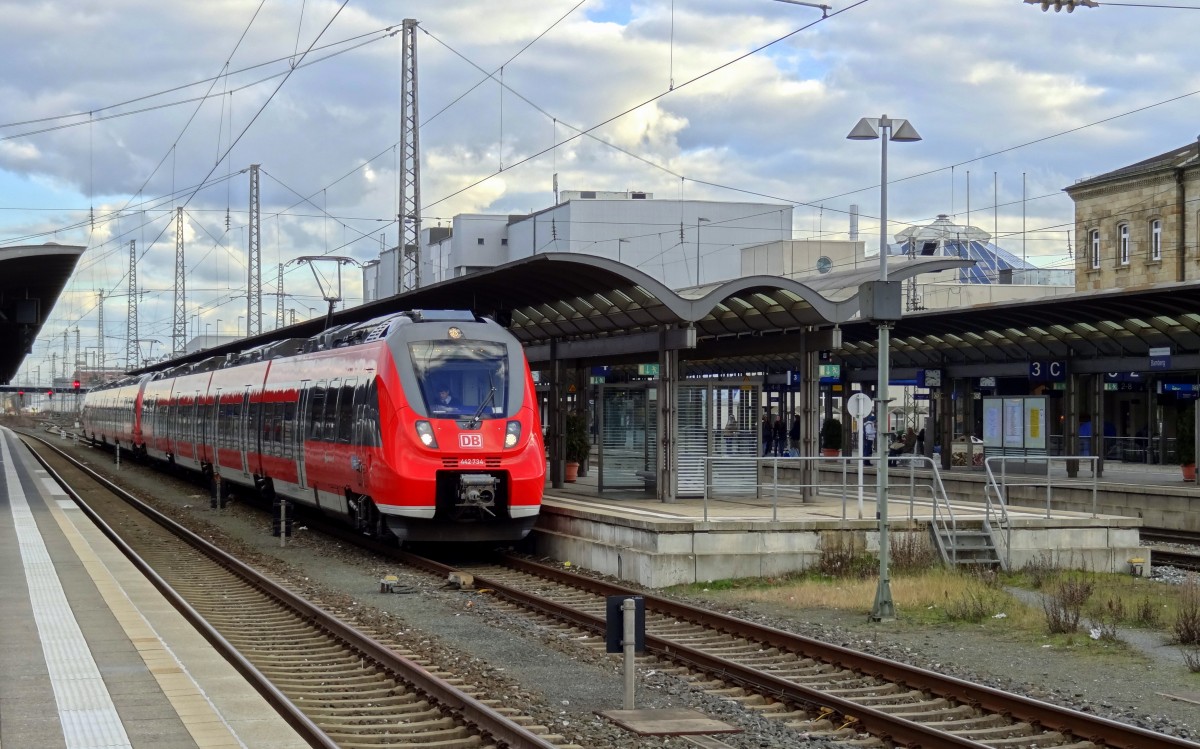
(699, 454, 956, 530)
(983, 455, 1100, 570)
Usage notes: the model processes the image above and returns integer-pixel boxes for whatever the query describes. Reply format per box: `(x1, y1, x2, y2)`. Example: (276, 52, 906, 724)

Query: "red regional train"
(81, 310, 545, 543)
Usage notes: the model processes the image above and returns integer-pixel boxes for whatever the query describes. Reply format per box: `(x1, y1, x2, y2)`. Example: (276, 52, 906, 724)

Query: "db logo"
(458, 433, 484, 449)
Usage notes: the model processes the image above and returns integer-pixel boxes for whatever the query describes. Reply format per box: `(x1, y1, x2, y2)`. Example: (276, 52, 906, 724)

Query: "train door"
(204, 390, 219, 466)
(352, 379, 379, 490)
(296, 383, 310, 489)
(241, 388, 252, 477)
(321, 378, 341, 475)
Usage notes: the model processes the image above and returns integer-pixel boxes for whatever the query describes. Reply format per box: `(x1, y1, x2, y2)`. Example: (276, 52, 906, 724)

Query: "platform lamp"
(847, 114, 921, 622)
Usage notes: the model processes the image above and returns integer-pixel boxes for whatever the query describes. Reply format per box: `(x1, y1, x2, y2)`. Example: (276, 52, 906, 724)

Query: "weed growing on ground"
(1044, 576, 1094, 634)
(890, 532, 938, 573)
(1134, 596, 1162, 628)
(1174, 579, 1200, 645)
(943, 584, 1009, 624)
(1183, 647, 1200, 673)
(815, 532, 875, 579)
(1020, 551, 1056, 590)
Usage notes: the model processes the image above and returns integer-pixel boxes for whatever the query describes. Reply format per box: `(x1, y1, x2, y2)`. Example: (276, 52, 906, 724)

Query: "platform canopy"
(836, 278, 1200, 372)
(134, 252, 972, 374)
(0, 243, 86, 384)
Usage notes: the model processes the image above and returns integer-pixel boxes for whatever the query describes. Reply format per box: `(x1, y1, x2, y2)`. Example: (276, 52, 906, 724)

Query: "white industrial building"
(363, 191, 794, 300)
(362, 196, 1074, 312)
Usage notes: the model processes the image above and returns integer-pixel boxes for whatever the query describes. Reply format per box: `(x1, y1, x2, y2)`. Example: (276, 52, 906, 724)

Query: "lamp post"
(696, 217, 710, 285)
(847, 114, 921, 622)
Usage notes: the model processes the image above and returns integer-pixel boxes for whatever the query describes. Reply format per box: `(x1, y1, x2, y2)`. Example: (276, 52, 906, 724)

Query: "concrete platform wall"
(533, 506, 1145, 588)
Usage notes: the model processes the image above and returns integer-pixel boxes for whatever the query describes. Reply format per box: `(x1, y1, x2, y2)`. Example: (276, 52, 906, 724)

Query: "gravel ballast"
(38, 432, 1200, 747)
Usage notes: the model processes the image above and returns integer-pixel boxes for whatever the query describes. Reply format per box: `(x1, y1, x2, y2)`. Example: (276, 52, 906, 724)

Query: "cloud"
(4, 0, 1198, 372)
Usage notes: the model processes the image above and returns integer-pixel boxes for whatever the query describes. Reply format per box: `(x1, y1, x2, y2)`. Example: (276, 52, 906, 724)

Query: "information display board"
(982, 396, 1046, 450)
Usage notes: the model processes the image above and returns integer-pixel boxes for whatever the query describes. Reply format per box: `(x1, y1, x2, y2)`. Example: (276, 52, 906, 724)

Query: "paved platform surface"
(533, 460, 1150, 586)
(0, 427, 312, 749)
(541, 462, 1157, 526)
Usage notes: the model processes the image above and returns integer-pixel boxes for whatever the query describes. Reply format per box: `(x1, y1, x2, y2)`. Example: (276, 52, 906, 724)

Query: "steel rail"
(395, 550, 1196, 749)
(495, 555, 1196, 749)
(394, 551, 987, 749)
(25, 437, 339, 749)
(24, 434, 561, 749)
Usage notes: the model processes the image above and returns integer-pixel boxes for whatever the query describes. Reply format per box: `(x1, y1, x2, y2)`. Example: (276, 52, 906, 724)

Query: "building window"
(1090, 229, 1100, 269)
(1151, 219, 1162, 261)
(477, 238, 485, 245)
(1118, 223, 1130, 265)
(501, 237, 508, 246)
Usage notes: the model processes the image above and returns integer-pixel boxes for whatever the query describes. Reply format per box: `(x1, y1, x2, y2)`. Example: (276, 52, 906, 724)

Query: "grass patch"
(673, 559, 1195, 656)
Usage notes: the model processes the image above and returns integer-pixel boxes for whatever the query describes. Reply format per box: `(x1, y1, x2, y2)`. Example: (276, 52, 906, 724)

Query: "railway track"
(378, 554, 1196, 749)
(35, 429, 1200, 748)
(22, 432, 571, 749)
(1138, 529, 1200, 571)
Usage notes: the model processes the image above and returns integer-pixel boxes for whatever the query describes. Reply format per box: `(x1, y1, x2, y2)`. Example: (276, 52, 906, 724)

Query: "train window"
(408, 340, 511, 418)
(337, 378, 356, 443)
(273, 402, 285, 455)
(283, 401, 297, 456)
(308, 381, 327, 441)
(323, 379, 341, 441)
(260, 403, 272, 455)
(355, 379, 381, 447)
(247, 400, 260, 452)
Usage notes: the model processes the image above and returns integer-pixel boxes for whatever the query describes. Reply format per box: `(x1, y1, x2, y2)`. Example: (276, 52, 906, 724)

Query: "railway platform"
(534, 458, 1159, 588)
(0, 427, 312, 749)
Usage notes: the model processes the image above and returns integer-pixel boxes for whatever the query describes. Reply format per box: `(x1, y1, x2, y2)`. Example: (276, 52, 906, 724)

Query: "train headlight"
(504, 420, 522, 448)
(415, 420, 438, 448)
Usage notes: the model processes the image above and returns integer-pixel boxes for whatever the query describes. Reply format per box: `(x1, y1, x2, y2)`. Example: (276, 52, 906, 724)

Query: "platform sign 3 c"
(1029, 361, 1066, 382)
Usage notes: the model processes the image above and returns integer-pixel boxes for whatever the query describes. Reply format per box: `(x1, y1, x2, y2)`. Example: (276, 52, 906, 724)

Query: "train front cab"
(380, 319, 544, 543)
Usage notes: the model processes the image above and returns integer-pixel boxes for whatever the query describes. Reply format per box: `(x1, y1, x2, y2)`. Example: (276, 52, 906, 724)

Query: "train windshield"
(410, 340, 511, 418)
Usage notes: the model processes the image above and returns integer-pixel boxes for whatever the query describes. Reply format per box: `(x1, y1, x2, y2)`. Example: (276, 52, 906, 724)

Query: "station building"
(1068, 137, 1200, 290)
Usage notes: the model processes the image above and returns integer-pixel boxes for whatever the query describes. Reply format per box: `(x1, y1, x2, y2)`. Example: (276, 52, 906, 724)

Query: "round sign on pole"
(847, 392, 874, 419)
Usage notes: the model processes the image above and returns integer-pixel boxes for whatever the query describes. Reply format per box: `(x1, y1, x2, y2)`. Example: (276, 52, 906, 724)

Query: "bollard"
(622, 598, 636, 710)
(606, 595, 645, 710)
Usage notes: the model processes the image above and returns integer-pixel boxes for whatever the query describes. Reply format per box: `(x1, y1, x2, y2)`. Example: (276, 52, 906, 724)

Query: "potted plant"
(1179, 402, 1195, 481)
(564, 411, 591, 482)
(820, 417, 842, 457)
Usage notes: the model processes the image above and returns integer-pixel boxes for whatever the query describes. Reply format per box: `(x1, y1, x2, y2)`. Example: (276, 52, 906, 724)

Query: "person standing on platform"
(761, 414, 773, 456)
(789, 414, 801, 456)
(863, 415, 876, 466)
(773, 416, 786, 457)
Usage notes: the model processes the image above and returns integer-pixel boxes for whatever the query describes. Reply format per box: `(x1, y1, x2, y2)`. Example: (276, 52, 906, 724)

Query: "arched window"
(1151, 219, 1162, 261)
(1118, 223, 1130, 265)
(1089, 229, 1100, 269)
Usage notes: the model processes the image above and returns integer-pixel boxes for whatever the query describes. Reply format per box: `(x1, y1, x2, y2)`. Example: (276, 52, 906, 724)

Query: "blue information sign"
(1149, 347, 1171, 370)
(1029, 361, 1066, 382)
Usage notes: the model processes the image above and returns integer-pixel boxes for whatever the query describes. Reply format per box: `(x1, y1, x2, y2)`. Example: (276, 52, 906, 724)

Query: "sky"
(2, 0, 1198, 383)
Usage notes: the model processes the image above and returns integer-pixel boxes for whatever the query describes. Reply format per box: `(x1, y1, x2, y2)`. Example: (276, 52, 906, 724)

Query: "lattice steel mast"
(248, 163, 262, 336)
(173, 207, 187, 355)
(275, 263, 284, 329)
(126, 240, 137, 369)
(399, 18, 422, 292)
(97, 291, 105, 373)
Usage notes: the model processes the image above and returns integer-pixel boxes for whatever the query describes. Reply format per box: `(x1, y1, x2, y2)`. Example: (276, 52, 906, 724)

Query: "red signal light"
(73, 380, 80, 389)
(47, 389, 53, 399)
